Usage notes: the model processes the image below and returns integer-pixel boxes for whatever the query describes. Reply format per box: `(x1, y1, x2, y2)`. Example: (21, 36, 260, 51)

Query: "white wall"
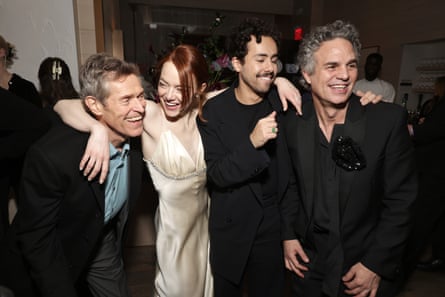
(0, 0, 79, 90)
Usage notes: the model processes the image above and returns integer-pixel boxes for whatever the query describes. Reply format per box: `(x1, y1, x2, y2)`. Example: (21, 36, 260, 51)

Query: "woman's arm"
(54, 99, 109, 183)
(274, 77, 302, 114)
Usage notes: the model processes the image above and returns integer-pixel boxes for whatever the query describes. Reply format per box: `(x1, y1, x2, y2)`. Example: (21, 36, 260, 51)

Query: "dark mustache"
(256, 72, 274, 78)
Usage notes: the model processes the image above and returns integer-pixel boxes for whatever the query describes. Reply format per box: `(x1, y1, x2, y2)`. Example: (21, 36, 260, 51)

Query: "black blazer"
(281, 95, 417, 285)
(198, 86, 295, 284)
(14, 124, 143, 297)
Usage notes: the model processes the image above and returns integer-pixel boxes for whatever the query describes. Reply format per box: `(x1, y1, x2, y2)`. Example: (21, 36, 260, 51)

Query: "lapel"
(338, 96, 367, 218)
(127, 138, 142, 211)
(269, 93, 288, 199)
(291, 96, 367, 220)
(293, 100, 318, 217)
(90, 180, 105, 212)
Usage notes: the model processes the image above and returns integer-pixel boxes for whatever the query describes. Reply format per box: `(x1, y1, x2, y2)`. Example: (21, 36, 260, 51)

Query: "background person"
(38, 56, 79, 124)
(0, 35, 44, 236)
(0, 35, 42, 107)
(353, 52, 396, 103)
(403, 76, 445, 276)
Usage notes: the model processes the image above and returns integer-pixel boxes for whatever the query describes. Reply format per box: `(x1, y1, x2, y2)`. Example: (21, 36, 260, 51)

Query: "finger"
(268, 111, 277, 119)
(343, 279, 359, 290)
(355, 89, 365, 97)
(288, 259, 306, 278)
(344, 285, 363, 296)
(342, 270, 355, 282)
(88, 159, 102, 181)
(99, 160, 109, 184)
(373, 94, 383, 103)
(82, 158, 96, 177)
(297, 249, 310, 264)
(270, 126, 279, 135)
(281, 95, 289, 111)
(291, 96, 303, 115)
(284, 258, 293, 271)
(79, 153, 91, 170)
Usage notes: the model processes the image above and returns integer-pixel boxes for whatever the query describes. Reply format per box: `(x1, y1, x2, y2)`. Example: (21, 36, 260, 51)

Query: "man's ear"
(231, 57, 242, 73)
(301, 70, 311, 85)
(84, 96, 103, 118)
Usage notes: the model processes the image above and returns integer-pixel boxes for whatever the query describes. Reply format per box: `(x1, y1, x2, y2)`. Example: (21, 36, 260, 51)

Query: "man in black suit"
(198, 17, 296, 297)
(280, 20, 417, 297)
(10, 53, 146, 297)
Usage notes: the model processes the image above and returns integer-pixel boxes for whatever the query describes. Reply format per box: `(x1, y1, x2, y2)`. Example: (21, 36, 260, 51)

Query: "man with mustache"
(198, 17, 290, 297)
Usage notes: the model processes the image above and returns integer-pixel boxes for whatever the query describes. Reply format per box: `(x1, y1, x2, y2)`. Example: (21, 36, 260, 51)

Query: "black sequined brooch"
(331, 136, 366, 171)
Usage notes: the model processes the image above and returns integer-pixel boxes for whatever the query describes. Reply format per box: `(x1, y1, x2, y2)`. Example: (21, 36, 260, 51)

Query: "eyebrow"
(253, 53, 279, 59)
(324, 58, 358, 66)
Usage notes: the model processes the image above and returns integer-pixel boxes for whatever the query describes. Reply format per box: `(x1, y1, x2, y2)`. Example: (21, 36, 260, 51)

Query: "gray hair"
(79, 53, 140, 103)
(298, 20, 361, 89)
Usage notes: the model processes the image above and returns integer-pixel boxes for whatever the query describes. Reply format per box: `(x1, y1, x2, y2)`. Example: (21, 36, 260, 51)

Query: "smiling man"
(198, 17, 295, 297)
(9, 53, 146, 297)
(280, 20, 417, 297)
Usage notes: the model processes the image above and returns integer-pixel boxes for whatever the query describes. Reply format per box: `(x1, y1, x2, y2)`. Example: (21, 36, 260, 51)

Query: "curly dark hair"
(228, 17, 281, 62)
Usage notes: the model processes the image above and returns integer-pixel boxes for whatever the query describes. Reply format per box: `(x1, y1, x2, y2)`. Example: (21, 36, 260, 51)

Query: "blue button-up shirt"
(104, 143, 130, 223)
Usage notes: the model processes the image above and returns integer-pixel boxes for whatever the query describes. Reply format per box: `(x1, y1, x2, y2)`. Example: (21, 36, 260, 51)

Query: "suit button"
(225, 218, 232, 224)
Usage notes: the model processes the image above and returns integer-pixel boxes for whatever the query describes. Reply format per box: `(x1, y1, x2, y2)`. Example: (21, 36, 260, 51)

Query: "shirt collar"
(109, 142, 130, 160)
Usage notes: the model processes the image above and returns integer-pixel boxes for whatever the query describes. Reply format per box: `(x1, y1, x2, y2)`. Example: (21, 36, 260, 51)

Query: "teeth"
(164, 100, 179, 106)
(127, 116, 142, 122)
(332, 85, 347, 89)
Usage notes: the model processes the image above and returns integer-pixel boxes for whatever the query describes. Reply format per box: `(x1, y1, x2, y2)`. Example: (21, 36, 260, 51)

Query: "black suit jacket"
(198, 86, 295, 284)
(14, 124, 143, 297)
(281, 95, 417, 293)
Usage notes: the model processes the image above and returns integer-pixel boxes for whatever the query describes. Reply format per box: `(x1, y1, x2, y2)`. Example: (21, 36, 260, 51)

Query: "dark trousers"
(214, 205, 284, 297)
(0, 220, 129, 297)
(85, 225, 130, 297)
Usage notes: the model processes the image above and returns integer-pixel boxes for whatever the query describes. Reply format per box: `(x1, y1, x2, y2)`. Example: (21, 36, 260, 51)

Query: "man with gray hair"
(280, 20, 417, 297)
(9, 53, 146, 297)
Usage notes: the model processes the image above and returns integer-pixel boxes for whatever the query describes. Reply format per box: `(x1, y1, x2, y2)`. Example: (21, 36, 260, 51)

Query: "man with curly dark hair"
(198, 17, 294, 297)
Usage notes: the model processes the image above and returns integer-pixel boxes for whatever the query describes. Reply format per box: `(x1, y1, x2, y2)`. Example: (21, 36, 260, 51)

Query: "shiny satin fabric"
(145, 131, 213, 297)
